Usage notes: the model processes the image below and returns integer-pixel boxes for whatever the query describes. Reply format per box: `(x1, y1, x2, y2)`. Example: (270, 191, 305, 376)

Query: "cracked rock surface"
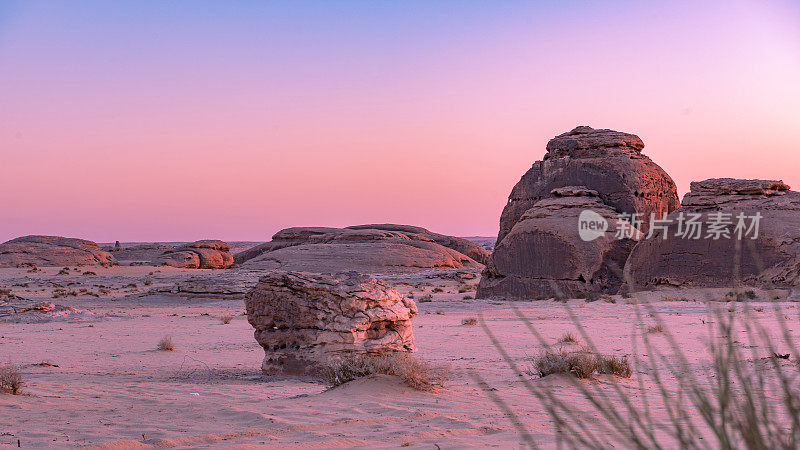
(244, 271, 417, 376)
(625, 178, 800, 289)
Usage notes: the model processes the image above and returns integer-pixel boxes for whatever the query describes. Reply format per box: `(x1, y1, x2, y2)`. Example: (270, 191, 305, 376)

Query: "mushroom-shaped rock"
(244, 271, 417, 376)
(624, 179, 800, 290)
(498, 126, 679, 243)
(0, 235, 116, 267)
(478, 188, 641, 300)
(157, 240, 233, 269)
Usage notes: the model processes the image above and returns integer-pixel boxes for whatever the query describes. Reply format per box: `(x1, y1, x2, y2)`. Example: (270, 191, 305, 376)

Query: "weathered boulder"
(234, 224, 488, 274)
(158, 240, 234, 269)
(625, 179, 800, 290)
(478, 187, 640, 300)
(0, 235, 116, 267)
(244, 271, 417, 376)
(497, 126, 679, 243)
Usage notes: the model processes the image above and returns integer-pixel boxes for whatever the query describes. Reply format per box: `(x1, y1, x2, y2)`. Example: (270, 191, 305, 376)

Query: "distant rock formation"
(478, 127, 679, 300)
(234, 224, 489, 274)
(497, 126, 679, 243)
(157, 240, 234, 269)
(0, 235, 116, 267)
(625, 178, 800, 290)
(245, 271, 417, 376)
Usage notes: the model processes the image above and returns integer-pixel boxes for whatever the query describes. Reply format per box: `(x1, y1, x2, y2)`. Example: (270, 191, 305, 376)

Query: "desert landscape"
(3, 2, 800, 448)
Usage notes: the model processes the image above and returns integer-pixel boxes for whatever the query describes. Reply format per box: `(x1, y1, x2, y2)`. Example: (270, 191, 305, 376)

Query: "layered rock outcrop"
(497, 126, 679, 242)
(157, 240, 234, 269)
(234, 224, 488, 274)
(244, 271, 417, 376)
(478, 127, 679, 300)
(0, 235, 116, 267)
(478, 187, 641, 299)
(625, 178, 800, 290)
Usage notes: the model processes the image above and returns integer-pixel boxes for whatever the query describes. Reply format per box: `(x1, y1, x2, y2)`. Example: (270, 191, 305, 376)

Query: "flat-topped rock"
(244, 271, 417, 376)
(625, 179, 800, 290)
(0, 235, 116, 267)
(234, 224, 488, 274)
(544, 126, 645, 159)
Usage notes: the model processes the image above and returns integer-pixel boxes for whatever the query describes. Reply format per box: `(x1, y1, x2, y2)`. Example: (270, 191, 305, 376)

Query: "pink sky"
(1, 1, 799, 242)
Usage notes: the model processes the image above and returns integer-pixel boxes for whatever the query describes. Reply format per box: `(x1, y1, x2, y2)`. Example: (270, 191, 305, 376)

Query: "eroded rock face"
(0, 235, 116, 267)
(234, 224, 488, 274)
(478, 188, 640, 299)
(244, 271, 417, 376)
(625, 178, 800, 290)
(498, 126, 679, 242)
(157, 240, 234, 269)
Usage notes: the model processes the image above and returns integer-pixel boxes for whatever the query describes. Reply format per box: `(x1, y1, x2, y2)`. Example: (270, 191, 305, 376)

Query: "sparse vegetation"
(0, 364, 23, 395)
(220, 315, 233, 324)
(157, 336, 175, 351)
(57, 267, 70, 275)
(645, 324, 663, 334)
(744, 290, 757, 299)
(418, 294, 433, 303)
(533, 349, 599, 379)
(82, 271, 97, 276)
(557, 332, 579, 344)
(595, 354, 632, 377)
(322, 353, 448, 391)
(143, 278, 152, 286)
(462, 295, 474, 300)
(432, 287, 444, 293)
(461, 317, 478, 326)
(436, 309, 445, 315)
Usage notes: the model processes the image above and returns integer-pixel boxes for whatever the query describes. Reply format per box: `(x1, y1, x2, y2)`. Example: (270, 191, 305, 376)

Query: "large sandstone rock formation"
(625, 178, 800, 290)
(478, 127, 679, 300)
(497, 126, 679, 242)
(478, 187, 641, 299)
(234, 224, 488, 274)
(245, 271, 417, 376)
(0, 235, 116, 267)
(157, 240, 234, 269)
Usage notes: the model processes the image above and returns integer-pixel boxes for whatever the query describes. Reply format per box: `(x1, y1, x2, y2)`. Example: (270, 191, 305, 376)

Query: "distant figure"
(114, 241, 122, 251)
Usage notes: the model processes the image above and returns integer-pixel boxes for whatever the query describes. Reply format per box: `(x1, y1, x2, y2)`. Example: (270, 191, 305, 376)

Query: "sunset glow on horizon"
(2, 0, 799, 242)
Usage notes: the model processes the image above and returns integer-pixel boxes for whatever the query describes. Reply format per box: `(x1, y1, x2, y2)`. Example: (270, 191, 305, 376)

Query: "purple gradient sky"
(1, 1, 799, 242)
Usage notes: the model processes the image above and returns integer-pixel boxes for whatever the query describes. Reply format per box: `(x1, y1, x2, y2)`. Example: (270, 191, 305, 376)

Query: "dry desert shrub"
(157, 335, 175, 351)
(534, 349, 599, 379)
(462, 294, 474, 300)
(0, 364, 23, 395)
(461, 317, 478, 326)
(432, 287, 444, 293)
(645, 324, 664, 334)
(220, 315, 233, 324)
(323, 353, 448, 391)
(557, 332, 579, 344)
(418, 294, 433, 303)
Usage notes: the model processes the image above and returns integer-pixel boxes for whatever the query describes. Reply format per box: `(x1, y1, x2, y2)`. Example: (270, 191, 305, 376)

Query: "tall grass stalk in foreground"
(477, 240, 800, 449)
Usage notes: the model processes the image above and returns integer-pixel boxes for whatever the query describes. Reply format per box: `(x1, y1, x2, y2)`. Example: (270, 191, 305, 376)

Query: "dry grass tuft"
(646, 324, 664, 334)
(595, 354, 632, 377)
(534, 349, 598, 379)
(461, 317, 478, 326)
(323, 353, 448, 391)
(0, 364, 24, 395)
(557, 332, 579, 344)
(157, 335, 175, 351)
(220, 315, 234, 324)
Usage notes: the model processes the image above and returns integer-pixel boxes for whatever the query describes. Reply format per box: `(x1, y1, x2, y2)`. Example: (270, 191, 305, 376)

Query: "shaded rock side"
(0, 235, 116, 267)
(625, 179, 800, 290)
(244, 271, 417, 376)
(478, 188, 640, 300)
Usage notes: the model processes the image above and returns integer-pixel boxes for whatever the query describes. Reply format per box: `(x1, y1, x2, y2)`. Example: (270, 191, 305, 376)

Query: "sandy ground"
(1, 266, 799, 448)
